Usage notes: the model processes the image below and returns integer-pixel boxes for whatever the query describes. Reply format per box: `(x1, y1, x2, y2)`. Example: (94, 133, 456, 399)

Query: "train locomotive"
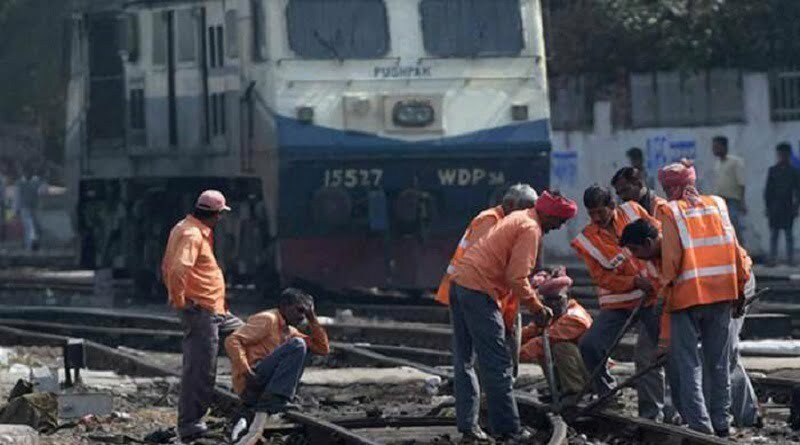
(65, 0, 552, 296)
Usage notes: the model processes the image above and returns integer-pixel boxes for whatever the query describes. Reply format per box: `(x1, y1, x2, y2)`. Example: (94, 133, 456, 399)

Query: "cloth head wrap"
(531, 269, 573, 296)
(658, 159, 700, 203)
(534, 191, 578, 219)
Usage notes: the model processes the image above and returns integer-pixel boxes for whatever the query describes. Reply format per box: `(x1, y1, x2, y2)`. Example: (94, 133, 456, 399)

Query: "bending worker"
(520, 270, 593, 397)
(161, 190, 244, 442)
(573, 186, 665, 420)
(655, 159, 749, 437)
(620, 218, 761, 430)
(450, 191, 577, 443)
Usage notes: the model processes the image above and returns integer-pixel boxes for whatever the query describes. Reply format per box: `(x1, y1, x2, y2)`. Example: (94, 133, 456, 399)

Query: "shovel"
(575, 295, 647, 403)
(542, 327, 562, 412)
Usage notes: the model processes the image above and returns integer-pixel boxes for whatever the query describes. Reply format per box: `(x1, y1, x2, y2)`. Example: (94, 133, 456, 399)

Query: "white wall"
(548, 73, 795, 258)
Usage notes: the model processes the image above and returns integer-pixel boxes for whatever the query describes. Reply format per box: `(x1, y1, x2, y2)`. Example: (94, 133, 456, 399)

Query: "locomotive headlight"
(392, 101, 435, 127)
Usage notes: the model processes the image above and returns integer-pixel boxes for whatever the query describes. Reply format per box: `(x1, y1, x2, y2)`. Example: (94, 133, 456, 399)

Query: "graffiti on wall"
(552, 151, 578, 188)
(645, 136, 697, 178)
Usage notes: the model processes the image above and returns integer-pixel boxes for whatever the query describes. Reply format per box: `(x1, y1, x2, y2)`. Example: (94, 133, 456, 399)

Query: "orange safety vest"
(571, 201, 658, 310)
(436, 206, 504, 305)
(519, 299, 593, 363)
(660, 195, 740, 312)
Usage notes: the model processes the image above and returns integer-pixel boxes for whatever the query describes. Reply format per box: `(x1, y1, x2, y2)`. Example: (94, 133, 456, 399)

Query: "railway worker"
(226, 288, 329, 416)
(572, 186, 665, 421)
(611, 166, 667, 216)
(519, 270, 593, 397)
(435, 183, 539, 306)
(161, 189, 244, 442)
(620, 218, 761, 430)
(655, 159, 750, 437)
(435, 183, 538, 379)
(449, 190, 577, 443)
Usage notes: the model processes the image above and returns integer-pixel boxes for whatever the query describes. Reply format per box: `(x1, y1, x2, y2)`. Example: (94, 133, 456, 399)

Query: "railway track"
(0, 323, 567, 445)
(0, 307, 747, 444)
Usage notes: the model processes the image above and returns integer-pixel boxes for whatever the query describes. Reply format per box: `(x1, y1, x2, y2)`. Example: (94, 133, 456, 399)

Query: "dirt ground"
(3, 346, 800, 444)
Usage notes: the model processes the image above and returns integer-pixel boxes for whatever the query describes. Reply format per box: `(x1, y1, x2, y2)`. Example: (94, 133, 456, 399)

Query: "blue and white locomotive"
(65, 0, 552, 294)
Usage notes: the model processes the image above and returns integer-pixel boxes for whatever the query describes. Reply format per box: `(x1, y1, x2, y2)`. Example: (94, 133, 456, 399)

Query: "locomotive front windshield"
(286, 0, 390, 59)
(420, 0, 524, 58)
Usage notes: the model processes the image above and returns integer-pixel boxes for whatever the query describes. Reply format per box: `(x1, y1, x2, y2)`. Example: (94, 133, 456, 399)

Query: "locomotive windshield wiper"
(313, 30, 341, 61)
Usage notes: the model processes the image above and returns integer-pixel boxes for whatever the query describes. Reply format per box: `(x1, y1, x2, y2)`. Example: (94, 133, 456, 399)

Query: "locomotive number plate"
(323, 169, 384, 188)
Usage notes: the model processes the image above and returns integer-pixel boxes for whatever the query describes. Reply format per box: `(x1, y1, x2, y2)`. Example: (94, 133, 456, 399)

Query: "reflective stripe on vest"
(676, 264, 737, 283)
(667, 200, 736, 249)
(574, 233, 615, 269)
(619, 202, 641, 225)
(597, 289, 646, 305)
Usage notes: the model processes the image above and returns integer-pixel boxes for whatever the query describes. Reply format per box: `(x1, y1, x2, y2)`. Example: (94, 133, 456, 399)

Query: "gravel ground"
(3, 346, 800, 444)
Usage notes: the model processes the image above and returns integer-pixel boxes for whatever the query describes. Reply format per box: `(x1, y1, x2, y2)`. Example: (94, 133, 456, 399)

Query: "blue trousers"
(579, 305, 664, 420)
(700, 315, 759, 427)
(670, 302, 732, 434)
(241, 337, 308, 406)
(450, 284, 520, 435)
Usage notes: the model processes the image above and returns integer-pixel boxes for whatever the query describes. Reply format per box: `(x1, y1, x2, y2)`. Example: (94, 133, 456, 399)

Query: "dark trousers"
(178, 305, 242, 437)
(241, 337, 308, 407)
(770, 221, 795, 264)
(450, 284, 520, 435)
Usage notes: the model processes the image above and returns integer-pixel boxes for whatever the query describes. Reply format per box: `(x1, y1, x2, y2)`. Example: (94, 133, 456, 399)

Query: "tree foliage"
(0, 0, 70, 163)
(547, 0, 800, 77)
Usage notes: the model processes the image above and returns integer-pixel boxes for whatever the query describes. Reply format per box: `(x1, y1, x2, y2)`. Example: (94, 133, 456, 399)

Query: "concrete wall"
(548, 73, 793, 258)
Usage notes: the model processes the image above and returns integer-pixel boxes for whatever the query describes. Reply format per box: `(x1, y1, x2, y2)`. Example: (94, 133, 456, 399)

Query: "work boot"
(178, 422, 209, 443)
(231, 408, 255, 442)
(459, 426, 494, 444)
(714, 427, 732, 438)
(495, 428, 533, 444)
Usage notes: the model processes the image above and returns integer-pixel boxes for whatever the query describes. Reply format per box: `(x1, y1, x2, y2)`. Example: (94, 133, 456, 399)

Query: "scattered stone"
(57, 393, 113, 420)
(0, 425, 38, 445)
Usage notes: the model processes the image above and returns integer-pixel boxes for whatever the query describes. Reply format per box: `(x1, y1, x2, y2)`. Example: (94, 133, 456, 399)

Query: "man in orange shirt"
(572, 186, 665, 420)
(520, 271, 592, 395)
(225, 288, 329, 436)
(450, 191, 577, 443)
(436, 183, 538, 305)
(161, 190, 244, 441)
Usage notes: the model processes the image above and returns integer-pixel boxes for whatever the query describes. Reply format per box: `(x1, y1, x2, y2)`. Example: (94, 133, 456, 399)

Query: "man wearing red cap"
(656, 160, 750, 437)
(449, 191, 577, 443)
(520, 270, 593, 396)
(161, 190, 243, 441)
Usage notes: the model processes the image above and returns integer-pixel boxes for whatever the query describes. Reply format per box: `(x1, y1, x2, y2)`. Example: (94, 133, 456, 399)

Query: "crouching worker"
(225, 288, 329, 415)
(520, 271, 593, 396)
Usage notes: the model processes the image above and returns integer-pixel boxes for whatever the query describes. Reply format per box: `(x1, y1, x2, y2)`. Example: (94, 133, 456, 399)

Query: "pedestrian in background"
(15, 162, 45, 251)
(626, 147, 655, 190)
(712, 136, 747, 243)
(764, 142, 800, 266)
(161, 189, 244, 442)
(0, 158, 8, 243)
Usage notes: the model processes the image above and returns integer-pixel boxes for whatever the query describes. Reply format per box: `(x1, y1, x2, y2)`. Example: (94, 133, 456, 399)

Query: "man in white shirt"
(712, 136, 746, 242)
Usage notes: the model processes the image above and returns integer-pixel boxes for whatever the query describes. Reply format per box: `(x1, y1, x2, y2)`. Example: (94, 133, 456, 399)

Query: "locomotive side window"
(129, 89, 145, 130)
(286, 0, 389, 60)
(420, 0, 523, 58)
(225, 10, 239, 59)
(152, 11, 168, 66)
(251, 0, 267, 61)
(176, 9, 197, 62)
